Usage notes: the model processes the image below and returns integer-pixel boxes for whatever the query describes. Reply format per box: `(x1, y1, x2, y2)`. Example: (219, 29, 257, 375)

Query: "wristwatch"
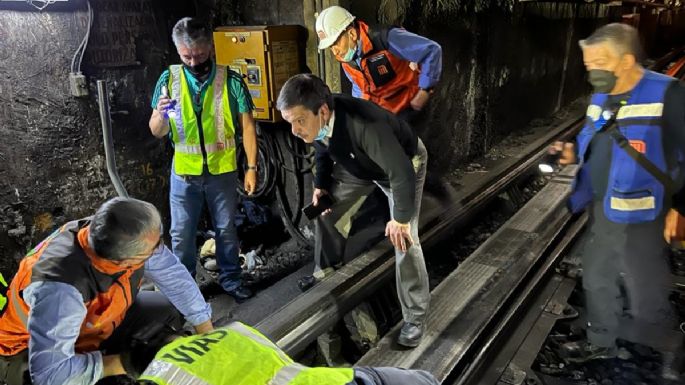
(246, 165, 257, 171)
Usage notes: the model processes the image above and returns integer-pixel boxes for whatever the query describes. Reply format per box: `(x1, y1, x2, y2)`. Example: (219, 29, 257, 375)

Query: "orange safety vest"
(341, 21, 420, 114)
(0, 219, 144, 356)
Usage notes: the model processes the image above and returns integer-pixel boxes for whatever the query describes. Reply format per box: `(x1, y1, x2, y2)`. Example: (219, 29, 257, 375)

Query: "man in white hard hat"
(315, 5, 442, 123)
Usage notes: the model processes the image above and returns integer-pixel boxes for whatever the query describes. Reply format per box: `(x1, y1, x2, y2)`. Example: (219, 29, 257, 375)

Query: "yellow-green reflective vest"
(0, 273, 7, 314)
(168, 65, 237, 176)
(139, 322, 355, 385)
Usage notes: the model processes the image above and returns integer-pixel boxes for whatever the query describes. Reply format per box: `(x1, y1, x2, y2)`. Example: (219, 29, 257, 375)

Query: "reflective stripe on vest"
(9, 289, 27, 327)
(610, 196, 656, 211)
(142, 359, 307, 385)
(143, 360, 211, 385)
(586, 102, 664, 121)
(272, 363, 308, 385)
(170, 65, 186, 143)
(174, 140, 236, 155)
(586, 105, 602, 121)
(168, 65, 237, 176)
(616, 103, 663, 120)
(212, 67, 227, 147)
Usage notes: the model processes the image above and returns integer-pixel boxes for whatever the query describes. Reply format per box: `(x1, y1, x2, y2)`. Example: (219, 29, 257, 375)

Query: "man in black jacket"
(276, 74, 430, 347)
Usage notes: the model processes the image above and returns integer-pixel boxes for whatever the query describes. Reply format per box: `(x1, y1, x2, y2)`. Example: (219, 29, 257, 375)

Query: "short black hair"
(276, 74, 334, 114)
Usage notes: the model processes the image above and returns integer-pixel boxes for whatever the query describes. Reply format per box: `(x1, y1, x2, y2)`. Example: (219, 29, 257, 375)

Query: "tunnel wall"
(348, 1, 618, 173)
(0, 0, 674, 279)
(0, 0, 308, 279)
(0, 0, 194, 277)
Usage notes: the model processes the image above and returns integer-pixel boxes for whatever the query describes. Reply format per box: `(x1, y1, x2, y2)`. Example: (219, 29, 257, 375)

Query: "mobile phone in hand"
(160, 86, 177, 118)
(302, 194, 335, 220)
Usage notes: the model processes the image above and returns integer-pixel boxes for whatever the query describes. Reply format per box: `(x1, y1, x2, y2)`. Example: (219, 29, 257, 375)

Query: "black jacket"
(314, 94, 418, 223)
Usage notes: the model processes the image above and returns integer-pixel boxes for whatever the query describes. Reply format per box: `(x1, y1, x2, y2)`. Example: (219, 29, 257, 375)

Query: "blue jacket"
(569, 70, 681, 223)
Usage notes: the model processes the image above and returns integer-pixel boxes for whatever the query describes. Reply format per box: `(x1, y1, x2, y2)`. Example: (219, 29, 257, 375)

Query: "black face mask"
(588, 69, 618, 94)
(185, 58, 212, 77)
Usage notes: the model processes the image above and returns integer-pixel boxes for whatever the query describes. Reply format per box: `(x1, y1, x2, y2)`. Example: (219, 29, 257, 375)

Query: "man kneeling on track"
(0, 197, 213, 385)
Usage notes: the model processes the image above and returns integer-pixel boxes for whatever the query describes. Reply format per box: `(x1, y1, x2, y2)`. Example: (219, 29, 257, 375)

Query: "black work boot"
(397, 322, 423, 348)
(297, 275, 317, 292)
(298, 267, 336, 292)
(225, 285, 253, 303)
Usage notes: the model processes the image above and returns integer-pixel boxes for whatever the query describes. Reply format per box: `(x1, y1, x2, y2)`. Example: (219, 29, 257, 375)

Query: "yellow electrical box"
(214, 25, 304, 122)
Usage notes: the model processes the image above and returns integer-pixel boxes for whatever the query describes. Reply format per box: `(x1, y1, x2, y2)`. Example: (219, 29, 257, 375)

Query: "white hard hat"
(315, 6, 356, 50)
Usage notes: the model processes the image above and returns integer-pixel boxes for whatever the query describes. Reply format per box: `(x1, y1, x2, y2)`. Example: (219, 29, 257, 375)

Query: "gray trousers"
(580, 202, 676, 348)
(351, 367, 439, 385)
(314, 139, 430, 325)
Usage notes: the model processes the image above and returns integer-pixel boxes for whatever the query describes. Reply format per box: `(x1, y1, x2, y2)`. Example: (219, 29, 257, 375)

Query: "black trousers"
(396, 108, 420, 126)
(0, 291, 182, 385)
(99, 291, 183, 354)
(580, 203, 676, 348)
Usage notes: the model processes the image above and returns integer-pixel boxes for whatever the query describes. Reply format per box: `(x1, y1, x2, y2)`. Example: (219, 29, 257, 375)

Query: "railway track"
(254, 117, 584, 356)
(244, 47, 685, 384)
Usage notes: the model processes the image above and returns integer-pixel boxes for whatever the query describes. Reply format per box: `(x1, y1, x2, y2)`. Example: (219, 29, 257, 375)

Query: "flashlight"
(538, 151, 561, 174)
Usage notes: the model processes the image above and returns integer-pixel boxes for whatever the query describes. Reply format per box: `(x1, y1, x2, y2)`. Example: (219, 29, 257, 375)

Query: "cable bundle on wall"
(70, 0, 92, 74)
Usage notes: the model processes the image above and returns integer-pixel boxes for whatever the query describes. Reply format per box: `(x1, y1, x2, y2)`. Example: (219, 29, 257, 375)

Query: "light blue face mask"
(341, 35, 358, 62)
(315, 115, 329, 141)
(342, 46, 356, 62)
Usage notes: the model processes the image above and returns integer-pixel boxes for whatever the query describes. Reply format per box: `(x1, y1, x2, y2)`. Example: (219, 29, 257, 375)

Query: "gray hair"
(579, 23, 645, 62)
(276, 74, 334, 114)
(171, 17, 213, 48)
(89, 197, 162, 261)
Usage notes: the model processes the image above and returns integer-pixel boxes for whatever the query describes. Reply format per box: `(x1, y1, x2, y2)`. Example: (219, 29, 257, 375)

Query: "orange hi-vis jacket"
(341, 21, 420, 114)
(0, 219, 144, 356)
